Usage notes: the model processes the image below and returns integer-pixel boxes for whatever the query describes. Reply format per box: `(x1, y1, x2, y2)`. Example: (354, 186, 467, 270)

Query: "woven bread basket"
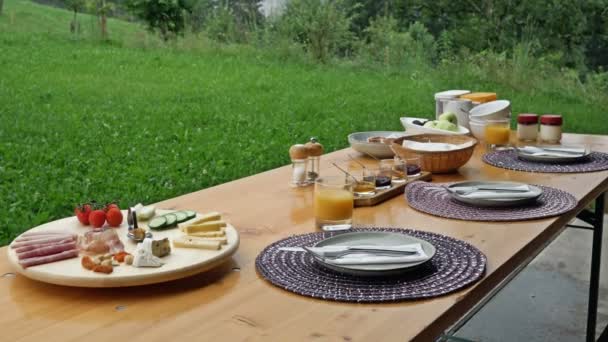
(391, 134, 478, 173)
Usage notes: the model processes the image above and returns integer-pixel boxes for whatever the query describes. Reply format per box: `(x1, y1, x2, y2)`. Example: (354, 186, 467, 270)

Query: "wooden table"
(1, 133, 607, 342)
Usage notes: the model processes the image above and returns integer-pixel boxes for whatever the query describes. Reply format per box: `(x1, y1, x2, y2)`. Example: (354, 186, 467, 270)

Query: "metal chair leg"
(586, 192, 605, 342)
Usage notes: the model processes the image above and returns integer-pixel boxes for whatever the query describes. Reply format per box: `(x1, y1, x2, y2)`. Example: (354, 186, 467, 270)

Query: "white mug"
(444, 99, 474, 129)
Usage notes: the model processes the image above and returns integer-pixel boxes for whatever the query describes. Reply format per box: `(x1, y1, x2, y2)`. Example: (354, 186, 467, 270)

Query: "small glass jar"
(517, 114, 538, 142)
(539, 114, 563, 143)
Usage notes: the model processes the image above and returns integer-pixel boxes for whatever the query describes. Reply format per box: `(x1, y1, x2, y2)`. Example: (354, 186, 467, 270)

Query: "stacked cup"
(467, 100, 512, 144)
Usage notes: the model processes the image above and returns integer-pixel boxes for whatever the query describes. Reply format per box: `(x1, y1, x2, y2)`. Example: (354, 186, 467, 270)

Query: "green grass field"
(1, 0, 607, 245)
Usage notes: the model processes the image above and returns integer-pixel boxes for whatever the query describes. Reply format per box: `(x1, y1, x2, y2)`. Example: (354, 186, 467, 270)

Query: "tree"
(65, 0, 86, 33)
(127, 0, 193, 41)
(86, 0, 114, 40)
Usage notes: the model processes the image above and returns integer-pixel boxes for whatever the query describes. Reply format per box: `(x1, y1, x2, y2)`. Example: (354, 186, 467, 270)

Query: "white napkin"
(459, 191, 539, 200)
(306, 244, 422, 257)
(403, 140, 473, 152)
(311, 243, 430, 265)
(519, 146, 586, 157)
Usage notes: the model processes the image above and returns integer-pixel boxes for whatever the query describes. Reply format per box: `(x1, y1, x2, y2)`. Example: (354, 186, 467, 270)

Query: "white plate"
(401, 117, 470, 136)
(447, 181, 543, 208)
(7, 209, 239, 287)
(311, 231, 436, 276)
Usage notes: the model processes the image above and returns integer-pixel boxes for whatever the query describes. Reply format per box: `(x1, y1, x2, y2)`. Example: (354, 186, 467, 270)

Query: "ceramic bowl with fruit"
(348, 131, 406, 158)
(401, 112, 470, 136)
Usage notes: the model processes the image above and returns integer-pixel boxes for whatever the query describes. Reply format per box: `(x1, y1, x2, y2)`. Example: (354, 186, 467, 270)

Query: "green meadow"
(1, 0, 607, 244)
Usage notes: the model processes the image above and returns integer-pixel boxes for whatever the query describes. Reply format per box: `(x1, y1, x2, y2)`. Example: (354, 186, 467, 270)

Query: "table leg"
(585, 192, 605, 342)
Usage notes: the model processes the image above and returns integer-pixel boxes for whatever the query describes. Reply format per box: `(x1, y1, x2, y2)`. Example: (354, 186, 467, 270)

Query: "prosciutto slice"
(11, 235, 77, 249)
(13, 234, 74, 243)
(80, 229, 124, 254)
(17, 242, 78, 260)
(14, 237, 76, 254)
(20, 231, 73, 237)
(18, 249, 79, 268)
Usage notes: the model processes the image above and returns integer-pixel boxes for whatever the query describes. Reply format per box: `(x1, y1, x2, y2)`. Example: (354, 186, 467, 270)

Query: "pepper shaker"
(305, 137, 324, 184)
(289, 144, 309, 187)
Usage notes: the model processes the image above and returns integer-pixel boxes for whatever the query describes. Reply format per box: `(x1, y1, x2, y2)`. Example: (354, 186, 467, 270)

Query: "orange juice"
(485, 124, 510, 145)
(314, 188, 354, 222)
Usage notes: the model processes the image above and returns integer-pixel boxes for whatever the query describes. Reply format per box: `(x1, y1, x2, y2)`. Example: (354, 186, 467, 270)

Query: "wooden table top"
(1, 133, 608, 342)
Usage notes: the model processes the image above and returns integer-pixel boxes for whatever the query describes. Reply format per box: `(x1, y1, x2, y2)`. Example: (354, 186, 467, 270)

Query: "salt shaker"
(305, 137, 324, 184)
(289, 144, 309, 187)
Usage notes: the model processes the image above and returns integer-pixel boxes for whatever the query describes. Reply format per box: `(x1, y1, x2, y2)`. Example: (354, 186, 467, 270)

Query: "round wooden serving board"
(7, 210, 240, 288)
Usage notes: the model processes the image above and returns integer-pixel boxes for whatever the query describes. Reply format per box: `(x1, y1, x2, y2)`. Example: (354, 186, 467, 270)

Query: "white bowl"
(469, 119, 486, 141)
(469, 100, 511, 121)
(400, 117, 470, 136)
(348, 131, 406, 158)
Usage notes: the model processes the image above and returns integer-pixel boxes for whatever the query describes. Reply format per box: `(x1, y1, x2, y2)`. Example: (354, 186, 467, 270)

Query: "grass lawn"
(1, 0, 607, 245)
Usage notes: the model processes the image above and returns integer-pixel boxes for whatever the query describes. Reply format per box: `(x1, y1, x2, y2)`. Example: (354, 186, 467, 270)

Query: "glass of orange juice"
(484, 119, 511, 149)
(314, 176, 355, 231)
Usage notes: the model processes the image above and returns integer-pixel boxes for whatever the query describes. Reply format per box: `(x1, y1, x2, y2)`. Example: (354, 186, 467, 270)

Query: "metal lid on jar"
(517, 113, 539, 124)
(540, 114, 563, 125)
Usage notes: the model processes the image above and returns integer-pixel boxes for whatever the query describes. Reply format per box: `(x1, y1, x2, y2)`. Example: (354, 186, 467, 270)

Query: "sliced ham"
(14, 234, 74, 243)
(20, 231, 73, 237)
(14, 238, 76, 253)
(11, 235, 78, 249)
(18, 249, 79, 268)
(17, 242, 77, 260)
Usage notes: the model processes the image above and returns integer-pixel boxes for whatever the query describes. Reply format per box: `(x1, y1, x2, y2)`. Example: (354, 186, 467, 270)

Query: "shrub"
(127, 0, 193, 40)
(277, 0, 355, 63)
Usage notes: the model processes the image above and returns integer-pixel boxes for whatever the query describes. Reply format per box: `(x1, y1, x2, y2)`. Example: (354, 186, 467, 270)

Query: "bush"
(358, 17, 435, 69)
(277, 0, 355, 62)
(127, 0, 192, 40)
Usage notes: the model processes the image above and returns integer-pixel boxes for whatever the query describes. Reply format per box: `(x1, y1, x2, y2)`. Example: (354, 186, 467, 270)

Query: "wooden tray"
(354, 172, 431, 207)
(7, 210, 239, 288)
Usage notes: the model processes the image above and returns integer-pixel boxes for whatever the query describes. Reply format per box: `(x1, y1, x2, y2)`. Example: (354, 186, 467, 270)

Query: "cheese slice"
(183, 220, 226, 234)
(187, 230, 226, 238)
(172, 236, 221, 250)
(190, 212, 222, 225)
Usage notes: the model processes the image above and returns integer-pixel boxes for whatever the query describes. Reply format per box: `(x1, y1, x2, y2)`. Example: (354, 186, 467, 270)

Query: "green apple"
(435, 120, 458, 132)
(423, 120, 437, 129)
(438, 112, 458, 125)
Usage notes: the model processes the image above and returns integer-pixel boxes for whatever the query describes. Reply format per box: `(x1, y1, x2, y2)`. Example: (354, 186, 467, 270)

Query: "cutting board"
(7, 210, 239, 288)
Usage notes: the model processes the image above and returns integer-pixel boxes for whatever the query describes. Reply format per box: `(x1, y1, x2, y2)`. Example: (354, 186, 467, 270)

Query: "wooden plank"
(354, 171, 432, 207)
(0, 132, 607, 342)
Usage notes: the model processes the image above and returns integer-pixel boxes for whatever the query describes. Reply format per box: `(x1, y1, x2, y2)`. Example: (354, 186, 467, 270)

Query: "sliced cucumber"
(184, 210, 196, 220)
(148, 216, 167, 230)
(164, 214, 178, 228)
(174, 211, 189, 223)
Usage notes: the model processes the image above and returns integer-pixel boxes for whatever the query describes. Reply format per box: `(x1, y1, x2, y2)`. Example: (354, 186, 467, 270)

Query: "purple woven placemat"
(483, 150, 608, 173)
(405, 181, 577, 221)
(255, 228, 486, 303)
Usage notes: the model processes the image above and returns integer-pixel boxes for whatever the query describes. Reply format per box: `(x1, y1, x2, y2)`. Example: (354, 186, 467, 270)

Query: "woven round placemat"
(255, 228, 486, 303)
(405, 181, 577, 221)
(483, 150, 608, 173)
